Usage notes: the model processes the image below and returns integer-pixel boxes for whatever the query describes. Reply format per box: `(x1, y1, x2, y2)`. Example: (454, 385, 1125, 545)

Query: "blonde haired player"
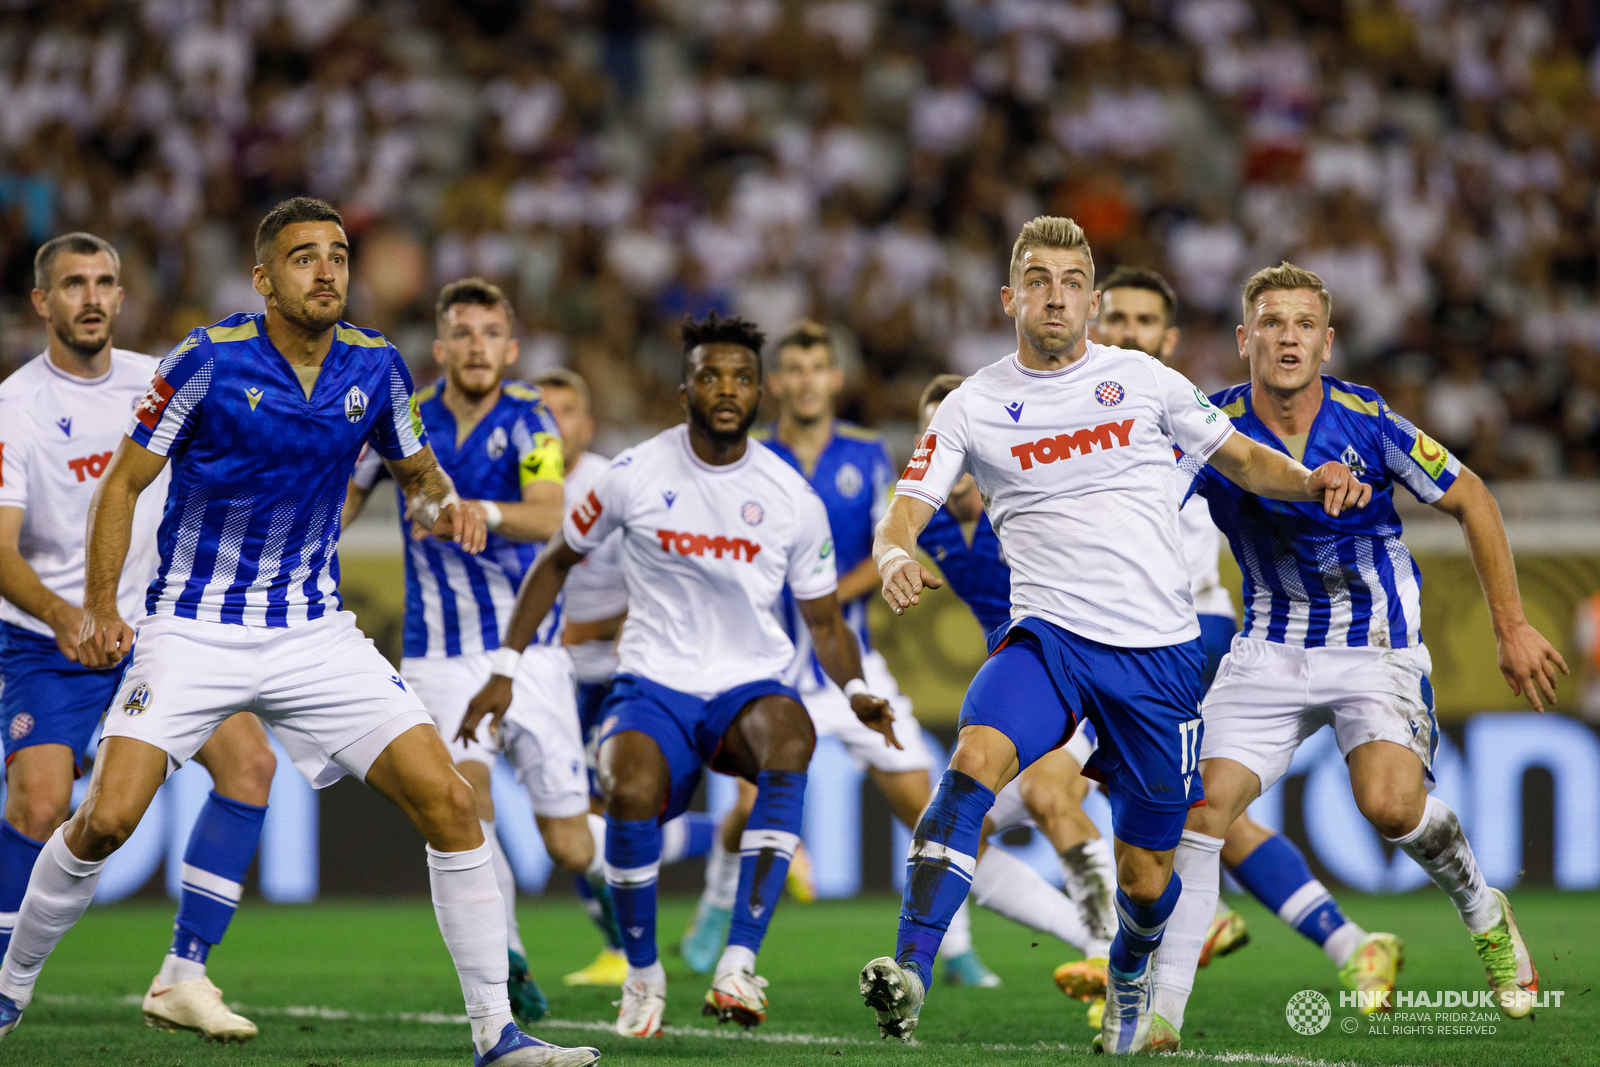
(1145, 262, 1564, 1051)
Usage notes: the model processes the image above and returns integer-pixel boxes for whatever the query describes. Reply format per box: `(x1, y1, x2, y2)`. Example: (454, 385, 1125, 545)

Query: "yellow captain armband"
(1409, 429, 1451, 481)
(519, 431, 565, 487)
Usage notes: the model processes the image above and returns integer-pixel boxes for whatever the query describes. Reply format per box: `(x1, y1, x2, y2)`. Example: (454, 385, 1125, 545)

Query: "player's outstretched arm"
(468, 479, 564, 543)
(796, 591, 899, 750)
(80, 437, 168, 668)
(873, 493, 942, 615)
(1206, 433, 1371, 517)
(385, 445, 487, 554)
(0, 508, 83, 661)
(457, 530, 588, 745)
(1431, 467, 1568, 711)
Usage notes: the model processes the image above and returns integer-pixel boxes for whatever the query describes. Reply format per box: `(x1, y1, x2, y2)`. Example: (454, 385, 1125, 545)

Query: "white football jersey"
(562, 425, 837, 698)
(562, 450, 629, 683)
(1180, 495, 1235, 620)
(897, 344, 1235, 648)
(0, 349, 169, 636)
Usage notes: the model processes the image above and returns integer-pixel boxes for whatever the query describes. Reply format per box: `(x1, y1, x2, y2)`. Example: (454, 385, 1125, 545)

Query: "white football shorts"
(987, 722, 1097, 832)
(1199, 635, 1437, 793)
(800, 648, 931, 774)
(403, 646, 589, 819)
(105, 611, 432, 788)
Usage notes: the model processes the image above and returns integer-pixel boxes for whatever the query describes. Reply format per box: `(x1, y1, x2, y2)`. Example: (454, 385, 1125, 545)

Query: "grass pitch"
(8, 889, 1596, 1067)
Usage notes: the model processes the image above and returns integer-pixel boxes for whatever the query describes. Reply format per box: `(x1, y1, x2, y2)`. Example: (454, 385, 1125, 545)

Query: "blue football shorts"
(0, 622, 128, 772)
(961, 617, 1205, 851)
(595, 674, 806, 822)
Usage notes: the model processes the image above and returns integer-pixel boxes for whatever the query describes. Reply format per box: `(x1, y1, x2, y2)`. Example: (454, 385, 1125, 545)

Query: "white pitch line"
(32, 994, 1434, 1065)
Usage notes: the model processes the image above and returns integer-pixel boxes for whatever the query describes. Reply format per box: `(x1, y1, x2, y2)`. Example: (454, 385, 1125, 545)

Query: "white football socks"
(480, 820, 525, 957)
(1060, 837, 1117, 948)
(703, 838, 740, 911)
(1323, 920, 1366, 968)
(1150, 830, 1222, 1034)
(714, 943, 756, 979)
(941, 898, 975, 957)
(0, 828, 106, 1008)
(660, 815, 691, 865)
(427, 842, 512, 1053)
(1387, 795, 1500, 934)
(156, 951, 206, 986)
(585, 813, 607, 876)
(971, 846, 1095, 953)
(627, 959, 666, 990)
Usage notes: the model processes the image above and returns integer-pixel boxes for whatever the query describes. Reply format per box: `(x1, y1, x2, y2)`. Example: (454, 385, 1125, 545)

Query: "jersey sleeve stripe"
(1191, 422, 1235, 463)
(137, 359, 213, 456)
(894, 484, 946, 509)
(386, 364, 425, 457)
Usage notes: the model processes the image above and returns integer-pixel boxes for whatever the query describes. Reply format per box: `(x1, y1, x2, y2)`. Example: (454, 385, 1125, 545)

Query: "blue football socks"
(895, 770, 994, 982)
(169, 791, 266, 967)
(0, 820, 45, 956)
(662, 810, 717, 865)
(604, 816, 662, 969)
(1232, 831, 1354, 950)
(726, 770, 806, 956)
(1109, 874, 1182, 978)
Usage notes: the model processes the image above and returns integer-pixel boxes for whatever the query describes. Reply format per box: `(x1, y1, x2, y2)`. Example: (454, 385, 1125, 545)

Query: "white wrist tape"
(490, 646, 522, 678)
(411, 491, 460, 531)
(878, 546, 911, 572)
(843, 678, 872, 700)
(480, 500, 503, 531)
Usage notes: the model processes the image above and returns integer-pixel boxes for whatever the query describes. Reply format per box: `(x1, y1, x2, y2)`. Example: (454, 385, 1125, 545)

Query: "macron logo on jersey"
(135, 376, 175, 430)
(571, 489, 603, 536)
(1010, 418, 1135, 471)
(656, 529, 762, 563)
(903, 433, 936, 481)
(67, 451, 114, 482)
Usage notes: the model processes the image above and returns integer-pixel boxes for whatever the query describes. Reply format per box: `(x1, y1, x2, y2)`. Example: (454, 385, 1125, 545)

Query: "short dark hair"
(34, 232, 120, 291)
(680, 311, 765, 382)
(918, 373, 965, 414)
(436, 277, 517, 334)
(775, 320, 833, 364)
(534, 367, 590, 414)
(1099, 266, 1178, 326)
(255, 197, 345, 264)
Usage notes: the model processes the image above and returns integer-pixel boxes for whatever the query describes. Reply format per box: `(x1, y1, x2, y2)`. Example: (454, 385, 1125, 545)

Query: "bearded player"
(1145, 263, 1563, 1047)
(1094, 267, 1402, 1006)
(0, 200, 597, 1066)
(0, 232, 276, 1042)
(857, 218, 1369, 1052)
(462, 312, 893, 1038)
(534, 368, 716, 989)
(342, 277, 590, 1023)
(680, 321, 1005, 987)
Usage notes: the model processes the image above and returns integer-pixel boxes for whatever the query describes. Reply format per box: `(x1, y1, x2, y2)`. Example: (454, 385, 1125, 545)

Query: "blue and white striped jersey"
(352, 380, 565, 659)
(1188, 376, 1460, 649)
(757, 421, 894, 684)
(127, 313, 425, 626)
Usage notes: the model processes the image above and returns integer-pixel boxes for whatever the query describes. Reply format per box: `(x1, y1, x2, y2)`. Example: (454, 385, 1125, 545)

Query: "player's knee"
(228, 742, 277, 804)
(605, 774, 665, 822)
(1018, 776, 1074, 823)
(10, 792, 69, 841)
(75, 805, 140, 858)
(1355, 787, 1421, 839)
(1116, 863, 1169, 907)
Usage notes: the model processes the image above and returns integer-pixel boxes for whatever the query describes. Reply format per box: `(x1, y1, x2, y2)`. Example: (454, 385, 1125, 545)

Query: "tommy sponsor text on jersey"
(895, 343, 1234, 648)
(561, 424, 836, 698)
(0, 349, 169, 634)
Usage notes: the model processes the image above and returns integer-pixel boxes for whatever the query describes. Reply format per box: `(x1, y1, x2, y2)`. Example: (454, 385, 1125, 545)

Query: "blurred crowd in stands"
(2, 0, 1600, 473)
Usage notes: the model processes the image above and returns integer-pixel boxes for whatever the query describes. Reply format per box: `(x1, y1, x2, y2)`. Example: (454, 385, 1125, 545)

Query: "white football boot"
(859, 957, 925, 1042)
(703, 966, 769, 1027)
(614, 975, 666, 1038)
(143, 976, 258, 1042)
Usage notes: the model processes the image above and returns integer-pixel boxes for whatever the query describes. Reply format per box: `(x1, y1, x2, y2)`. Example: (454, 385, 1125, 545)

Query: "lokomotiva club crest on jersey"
(345, 386, 368, 423)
